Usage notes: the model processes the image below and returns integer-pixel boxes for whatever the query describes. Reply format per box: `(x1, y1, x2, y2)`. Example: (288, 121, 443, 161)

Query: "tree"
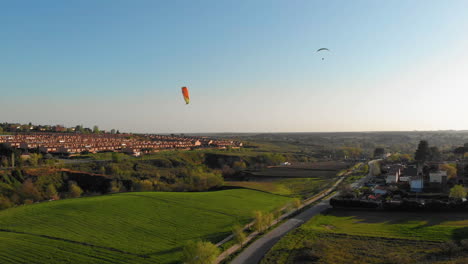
(373, 148, 385, 158)
(0, 195, 13, 210)
(1, 157, 8, 167)
(133, 180, 154, 192)
(429, 146, 441, 161)
(291, 198, 302, 209)
(93, 125, 99, 134)
(45, 184, 59, 200)
(75, 125, 84, 133)
(414, 140, 430, 163)
(232, 225, 246, 247)
(68, 181, 83, 198)
(253, 211, 274, 233)
(28, 153, 42, 167)
(111, 152, 121, 163)
(108, 181, 121, 193)
(339, 184, 354, 197)
(440, 164, 457, 179)
(181, 240, 220, 264)
(20, 179, 42, 201)
(449, 185, 466, 200)
(341, 147, 363, 159)
(454, 147, 466, 159)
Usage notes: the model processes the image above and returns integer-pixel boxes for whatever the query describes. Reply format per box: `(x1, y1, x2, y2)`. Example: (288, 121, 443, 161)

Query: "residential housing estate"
(0, 133, 242, 156)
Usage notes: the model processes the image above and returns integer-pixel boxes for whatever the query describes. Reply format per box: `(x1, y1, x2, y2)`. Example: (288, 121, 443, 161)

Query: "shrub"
(253, 211, 274, 233)
(273, 206, 284, 219)
(45, 184, 59, 200)
(19, 179, 42, 202)
(151, 158, 173, 168)
(68, 181, 83, 198)
(108, 181, 121, 193)
(339, 184, 354, 198)
(111, 152, 122, 163)
(133, 180, 154, 192)
(181, 240, 220, 264)
(292, 198, 302, 209)
(383, 252, 413, 264)
(440, 240, 461, 256)
(0, 195, 13, 210)
(232, 225, 246, 247)
(460, 239, 468, 250)
(449, 185, 467, 199)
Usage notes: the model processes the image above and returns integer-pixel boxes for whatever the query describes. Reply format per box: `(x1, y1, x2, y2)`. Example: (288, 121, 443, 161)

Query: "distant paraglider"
(317, 48, 330, 60)
(181, 86, 190, 104)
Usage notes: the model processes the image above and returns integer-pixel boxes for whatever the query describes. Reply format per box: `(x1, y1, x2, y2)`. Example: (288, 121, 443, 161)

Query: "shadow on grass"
(452, 226, 468, 241)
(324, 209, 468, 228)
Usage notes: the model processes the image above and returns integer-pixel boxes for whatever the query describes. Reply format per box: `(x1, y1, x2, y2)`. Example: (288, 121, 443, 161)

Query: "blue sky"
(1, 0, 468, 132)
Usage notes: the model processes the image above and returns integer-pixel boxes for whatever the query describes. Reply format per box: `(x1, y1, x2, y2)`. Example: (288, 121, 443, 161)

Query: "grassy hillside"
(262, 209, 468, 264)
(0, 189, 291, 264)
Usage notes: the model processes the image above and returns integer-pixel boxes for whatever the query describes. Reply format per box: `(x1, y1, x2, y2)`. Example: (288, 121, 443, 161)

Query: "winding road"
(230, 160, 377, 264)
(230, 198, 332, 264)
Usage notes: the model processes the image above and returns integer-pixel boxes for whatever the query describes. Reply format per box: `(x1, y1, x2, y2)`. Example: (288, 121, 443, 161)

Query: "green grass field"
(226, 163, 341, 198)
(0, 189, 291, 264)
(226, 178, 332, 198)
(262, 209, 468, 264)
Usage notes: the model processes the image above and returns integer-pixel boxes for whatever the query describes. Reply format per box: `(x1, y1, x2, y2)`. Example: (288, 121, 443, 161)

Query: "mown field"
(244, 161, 350, 179)
(226, 178, 333, 198)
(0, 189, 291, 264)
(226, 162, 346, 198)
(262, 209, 468, 264)
(248, 168, 338, 178)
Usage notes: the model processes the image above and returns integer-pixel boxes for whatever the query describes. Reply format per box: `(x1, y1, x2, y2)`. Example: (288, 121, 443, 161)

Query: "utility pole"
(11, 152, 15, 168)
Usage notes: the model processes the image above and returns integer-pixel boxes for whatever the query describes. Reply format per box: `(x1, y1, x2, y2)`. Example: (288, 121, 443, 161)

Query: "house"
(373, 185, 387, 195)
(429, 171, 447, 183)
(122, 147, 141, 157)
(410, 176, 424, 192)
(399, 176, 411, 182)
(402, 166, 418, 177)
(385, 166, 402, 184)
(400, 166, 418, 183)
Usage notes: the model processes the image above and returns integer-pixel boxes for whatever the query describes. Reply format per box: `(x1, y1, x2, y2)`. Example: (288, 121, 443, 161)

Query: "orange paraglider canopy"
(181, 86, 190, 104)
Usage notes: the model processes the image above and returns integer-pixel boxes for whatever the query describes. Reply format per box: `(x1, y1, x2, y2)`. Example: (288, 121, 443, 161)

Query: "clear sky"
(1, 0, 468, 133)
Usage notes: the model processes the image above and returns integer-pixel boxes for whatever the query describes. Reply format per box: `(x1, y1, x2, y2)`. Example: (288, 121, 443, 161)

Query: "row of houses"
(0, 133, 242, 156)
(381, 163, 448, 192)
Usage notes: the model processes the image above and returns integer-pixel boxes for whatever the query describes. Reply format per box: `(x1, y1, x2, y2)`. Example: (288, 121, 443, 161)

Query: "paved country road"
(230, 198, 332, 264)
(230, 160, 378, 264)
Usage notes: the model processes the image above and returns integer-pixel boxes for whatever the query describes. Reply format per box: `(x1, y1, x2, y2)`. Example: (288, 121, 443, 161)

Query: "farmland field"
(226, 162, 346, 198)
(0, 189, 291, 264)
(225, 178, 333, 198)
(248, 168, 338, 178)
(244, 161, 350, 179)
(262, 209, 468, 264)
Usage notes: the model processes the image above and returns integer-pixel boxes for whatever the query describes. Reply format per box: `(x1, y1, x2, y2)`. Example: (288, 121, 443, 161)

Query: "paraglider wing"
(316, 48, 330, 52)
(181, 86, 190, 104)
(316, 48, 330, 60)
